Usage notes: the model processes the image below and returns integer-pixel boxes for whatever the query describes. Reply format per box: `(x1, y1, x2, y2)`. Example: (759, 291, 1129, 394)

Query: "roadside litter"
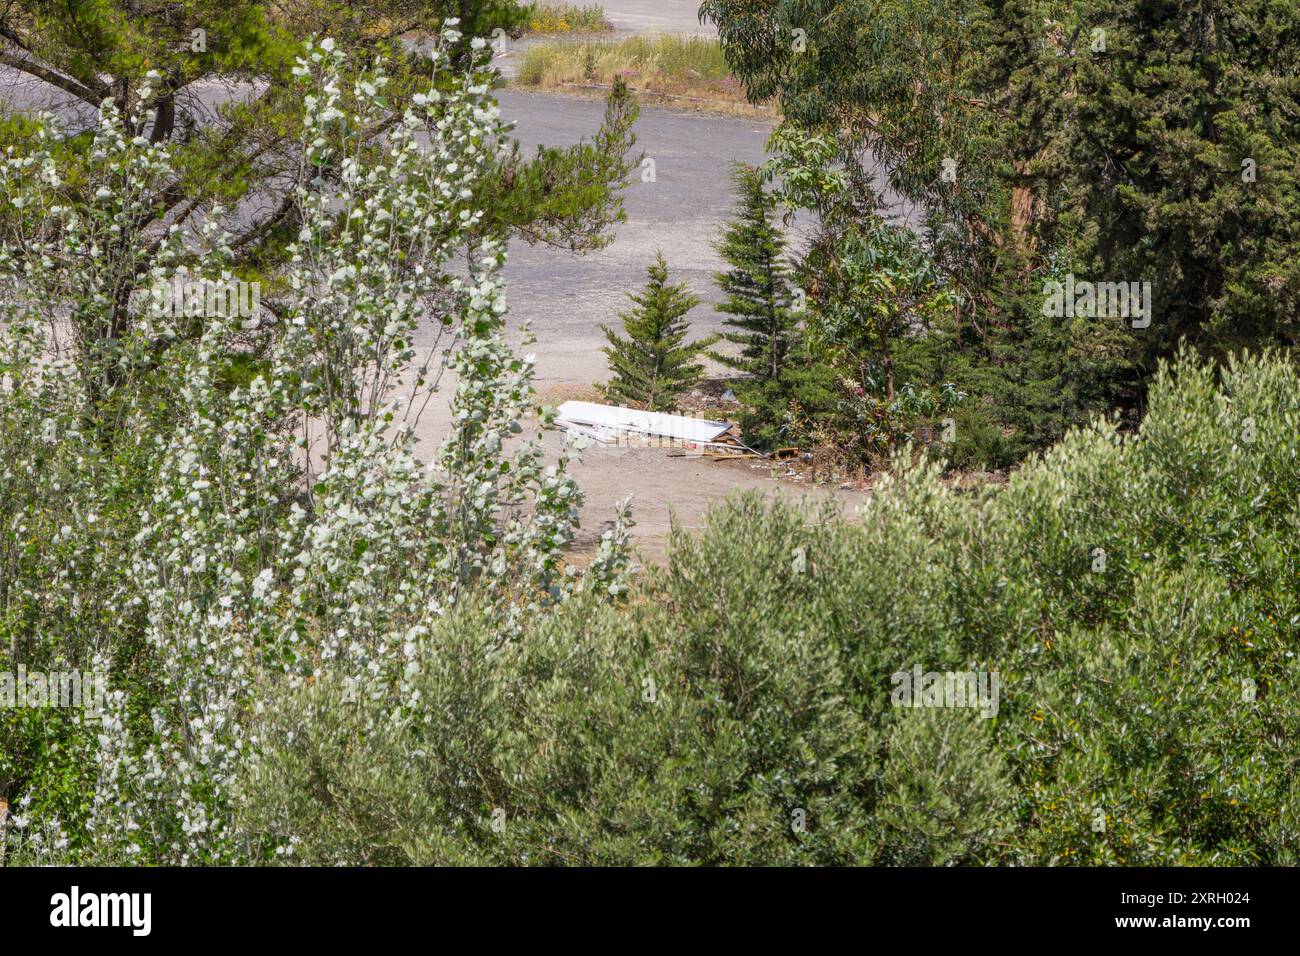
(554, 400, 756, 455)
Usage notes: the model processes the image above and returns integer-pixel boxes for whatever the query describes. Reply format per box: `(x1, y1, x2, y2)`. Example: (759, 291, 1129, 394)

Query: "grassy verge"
(514, 35, 767, 113)
(522, 4, 614, 34)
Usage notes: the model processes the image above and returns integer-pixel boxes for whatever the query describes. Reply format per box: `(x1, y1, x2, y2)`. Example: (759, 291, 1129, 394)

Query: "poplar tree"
(0, 0, 639, 412)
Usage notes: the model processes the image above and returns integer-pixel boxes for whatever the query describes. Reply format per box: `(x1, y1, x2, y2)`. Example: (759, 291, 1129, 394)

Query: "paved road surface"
(599, 0, 717, 36)
(490, 89, 775, 386)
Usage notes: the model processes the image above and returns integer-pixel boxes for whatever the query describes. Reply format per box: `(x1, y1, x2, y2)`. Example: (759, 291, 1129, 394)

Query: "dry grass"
(514, 35, 768, 114)
(523, 4, 615, 34)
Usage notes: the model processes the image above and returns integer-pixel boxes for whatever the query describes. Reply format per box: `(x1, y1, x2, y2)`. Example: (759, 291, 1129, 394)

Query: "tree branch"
(0, 47, 103, 106)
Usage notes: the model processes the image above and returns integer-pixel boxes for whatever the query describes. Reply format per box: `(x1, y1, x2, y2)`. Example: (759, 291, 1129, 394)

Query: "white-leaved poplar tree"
(0, 22, 632, 865)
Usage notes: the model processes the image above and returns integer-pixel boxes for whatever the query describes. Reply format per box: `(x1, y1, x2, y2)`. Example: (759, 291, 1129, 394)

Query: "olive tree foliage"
(0, 24, 630, 864)
(238, 349, 1299, 865)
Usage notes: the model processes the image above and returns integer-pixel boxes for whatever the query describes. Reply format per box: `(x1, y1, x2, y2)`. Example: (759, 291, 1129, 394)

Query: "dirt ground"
(546, 431, 876, 567)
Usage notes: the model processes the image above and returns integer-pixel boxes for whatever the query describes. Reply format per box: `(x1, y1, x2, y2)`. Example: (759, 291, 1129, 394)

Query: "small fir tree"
(712, 164, 799, 381)
(600, 253, 710, 411)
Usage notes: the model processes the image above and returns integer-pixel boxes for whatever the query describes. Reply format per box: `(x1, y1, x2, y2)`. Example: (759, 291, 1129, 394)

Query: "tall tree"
(1012, 0, 1300, 368)
(712, 163, 798, 381)
(600, 253, 710, 411)
(703, 0, 1300, 367)
(703, 0, 1300, 469)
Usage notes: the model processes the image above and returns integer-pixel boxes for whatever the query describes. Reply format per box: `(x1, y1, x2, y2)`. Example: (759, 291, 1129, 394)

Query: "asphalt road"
(599, 0, 717, 35)
(491, 89, 775, 388)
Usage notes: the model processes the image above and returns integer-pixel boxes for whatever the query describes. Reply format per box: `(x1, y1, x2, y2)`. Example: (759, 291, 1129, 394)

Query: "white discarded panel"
(555, 401, 732, 444)
(553, 418, 619, 443)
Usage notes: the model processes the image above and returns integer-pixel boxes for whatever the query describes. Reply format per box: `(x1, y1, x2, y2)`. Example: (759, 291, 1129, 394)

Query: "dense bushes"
(701, 1, 1300, 469)
(241, 349, 1299, 865)
(1, 17, 1295, 869)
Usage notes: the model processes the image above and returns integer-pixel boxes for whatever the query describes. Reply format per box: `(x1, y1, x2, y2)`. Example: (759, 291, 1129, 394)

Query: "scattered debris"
(703, 450, 762, 461)
(674, 377, 745, 417)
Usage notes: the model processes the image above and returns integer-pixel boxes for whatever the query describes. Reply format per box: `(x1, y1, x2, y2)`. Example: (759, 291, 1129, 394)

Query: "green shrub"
(242, 349, 1300, 865)
(876, 708, 1015, 865)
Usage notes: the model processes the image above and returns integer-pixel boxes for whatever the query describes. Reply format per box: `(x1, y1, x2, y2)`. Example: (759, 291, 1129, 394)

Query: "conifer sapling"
(600, 252, 712, 411)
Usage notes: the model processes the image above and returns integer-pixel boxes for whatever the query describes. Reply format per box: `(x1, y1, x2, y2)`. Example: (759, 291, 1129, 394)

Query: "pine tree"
(1053, 0, 1300, 370)
(600, 253, 710, 411)
(713, 164, 799, 381)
